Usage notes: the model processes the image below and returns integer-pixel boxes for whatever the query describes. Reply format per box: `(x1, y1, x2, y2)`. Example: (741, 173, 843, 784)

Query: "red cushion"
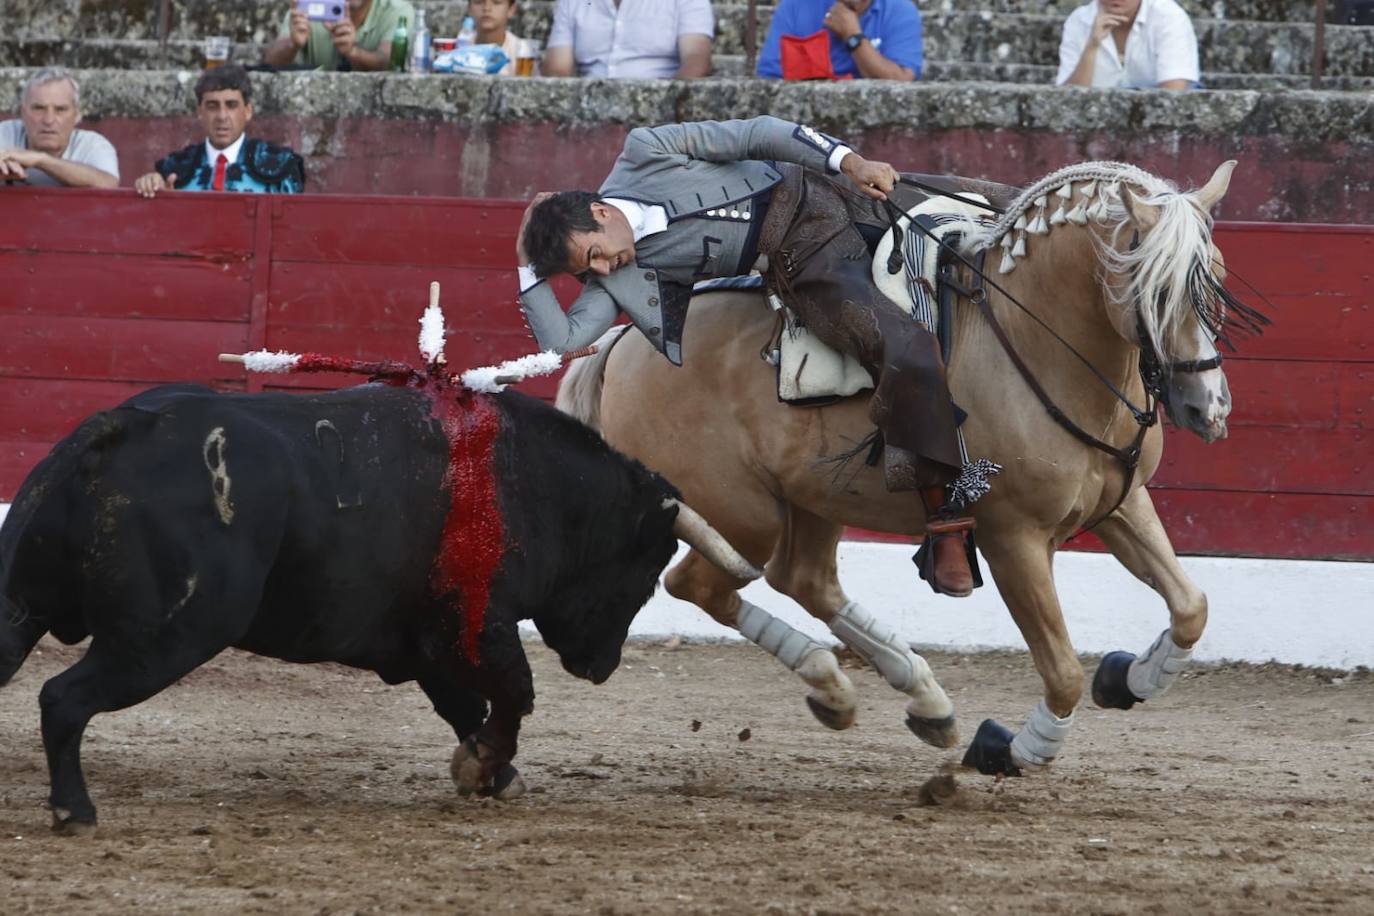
(781, 30, 835, 81)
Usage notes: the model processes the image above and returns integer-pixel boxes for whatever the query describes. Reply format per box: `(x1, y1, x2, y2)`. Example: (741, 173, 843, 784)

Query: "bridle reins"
(880, 179, 1223, 531)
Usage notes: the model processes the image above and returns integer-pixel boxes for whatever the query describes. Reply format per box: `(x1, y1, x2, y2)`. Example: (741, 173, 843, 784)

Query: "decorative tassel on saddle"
(946, 456, 1002, 512)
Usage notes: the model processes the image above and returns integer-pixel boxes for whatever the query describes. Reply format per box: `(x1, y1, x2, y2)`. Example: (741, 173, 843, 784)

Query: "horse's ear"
(1120, 185, 1160, 232)
(1195, 160, 1238, 212)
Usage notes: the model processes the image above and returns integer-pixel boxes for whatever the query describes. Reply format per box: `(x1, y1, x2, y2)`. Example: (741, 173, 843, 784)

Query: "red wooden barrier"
(2, 189, 1371, 559)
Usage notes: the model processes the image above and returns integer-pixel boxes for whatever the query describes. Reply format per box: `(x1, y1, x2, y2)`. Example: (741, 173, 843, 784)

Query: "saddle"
(753, 192, 993, 404)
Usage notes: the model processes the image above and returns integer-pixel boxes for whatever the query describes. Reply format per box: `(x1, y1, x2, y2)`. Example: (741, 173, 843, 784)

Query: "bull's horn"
(664, 499, 763, 581)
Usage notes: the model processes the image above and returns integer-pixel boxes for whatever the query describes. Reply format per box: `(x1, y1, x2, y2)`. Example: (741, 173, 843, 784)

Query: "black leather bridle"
(881, 188, 1226, 532)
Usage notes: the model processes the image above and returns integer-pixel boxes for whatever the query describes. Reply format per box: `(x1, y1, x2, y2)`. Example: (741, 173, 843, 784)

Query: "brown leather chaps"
(758, 164, 964, 489)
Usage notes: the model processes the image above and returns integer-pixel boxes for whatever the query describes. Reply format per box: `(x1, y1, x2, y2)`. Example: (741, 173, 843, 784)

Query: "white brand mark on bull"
(202, 428, 235, 525)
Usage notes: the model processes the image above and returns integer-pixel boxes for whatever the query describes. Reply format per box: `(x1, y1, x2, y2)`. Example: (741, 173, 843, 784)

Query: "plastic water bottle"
(409, 8, 432, 73)
(390, 16, 409, 71)
(457, 16, 477, 51)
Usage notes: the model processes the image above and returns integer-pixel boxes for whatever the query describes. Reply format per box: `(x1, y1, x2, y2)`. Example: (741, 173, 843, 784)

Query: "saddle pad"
(777, 316, 874, 402)
(871, 194, 992, 333)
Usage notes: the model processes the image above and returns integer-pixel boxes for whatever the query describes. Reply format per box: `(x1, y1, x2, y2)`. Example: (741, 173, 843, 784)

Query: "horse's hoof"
(1092, 651, 1142, 710)
(51, 807, 97, 837)
(906, 714, 960, 749)
(806, 694, 856, 731)
(450, 738, 484, 796)
(482, 764, 526, 801)
(961, 719, 1022, 777)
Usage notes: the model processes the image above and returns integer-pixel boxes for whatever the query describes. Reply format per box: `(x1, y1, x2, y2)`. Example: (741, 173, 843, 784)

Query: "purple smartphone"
(295, 0, 346, 23)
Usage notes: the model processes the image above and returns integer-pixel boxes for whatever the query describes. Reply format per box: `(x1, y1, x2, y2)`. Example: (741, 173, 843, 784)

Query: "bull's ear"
(1195, 159, 1237, 212)
(1119, 185, 1160, 232)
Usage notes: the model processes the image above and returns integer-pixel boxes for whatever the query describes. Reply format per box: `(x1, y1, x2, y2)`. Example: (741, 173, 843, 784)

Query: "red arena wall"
(1, 188, 1370, 560)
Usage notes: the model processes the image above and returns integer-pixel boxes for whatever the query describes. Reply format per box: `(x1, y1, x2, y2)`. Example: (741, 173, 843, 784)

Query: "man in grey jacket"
(517, 116, 977, 597)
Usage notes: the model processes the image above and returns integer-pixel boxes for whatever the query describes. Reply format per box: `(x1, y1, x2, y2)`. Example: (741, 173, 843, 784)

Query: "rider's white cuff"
(827, 145, 854, 174)
(517, 264, 540, 293)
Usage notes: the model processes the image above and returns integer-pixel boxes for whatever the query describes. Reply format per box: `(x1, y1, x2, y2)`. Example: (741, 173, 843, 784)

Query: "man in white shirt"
(0, 68, 119, 188)
(541, 0, 714, 79)
(1056, 0, 1199, 90)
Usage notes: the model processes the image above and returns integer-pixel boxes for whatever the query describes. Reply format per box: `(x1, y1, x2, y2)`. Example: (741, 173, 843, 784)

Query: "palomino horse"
(558, 160, 1265, 775)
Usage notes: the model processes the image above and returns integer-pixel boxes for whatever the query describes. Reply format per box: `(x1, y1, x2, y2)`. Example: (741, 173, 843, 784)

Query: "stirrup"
(927, 516, 976, 536)
(912, 522, 984, 596)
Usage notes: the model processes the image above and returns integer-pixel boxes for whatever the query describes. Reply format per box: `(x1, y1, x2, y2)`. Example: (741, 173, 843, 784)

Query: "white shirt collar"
(205, 133, 246, 168)
(603, 198, 669, 242)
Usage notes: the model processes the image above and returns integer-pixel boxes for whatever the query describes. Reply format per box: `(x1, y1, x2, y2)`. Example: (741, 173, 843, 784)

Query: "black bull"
(0, 381, 752, 831)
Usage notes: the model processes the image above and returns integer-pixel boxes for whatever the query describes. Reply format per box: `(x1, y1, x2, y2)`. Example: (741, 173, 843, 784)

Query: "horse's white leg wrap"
(828, 601, 953, 720)
(1126, 628, 1193, 700)
(738, 600, 856, 724)
(1009, 700, 1075, 770)
(737, 600, 825, 671)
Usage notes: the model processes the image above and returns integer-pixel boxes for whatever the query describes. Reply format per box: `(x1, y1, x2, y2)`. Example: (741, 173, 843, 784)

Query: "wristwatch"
(845, 32, 866, 52)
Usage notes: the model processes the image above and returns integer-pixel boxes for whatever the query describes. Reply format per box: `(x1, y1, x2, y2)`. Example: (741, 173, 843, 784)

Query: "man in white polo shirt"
(0, 67, 119, 188)
(1056, 0, 1199, 90)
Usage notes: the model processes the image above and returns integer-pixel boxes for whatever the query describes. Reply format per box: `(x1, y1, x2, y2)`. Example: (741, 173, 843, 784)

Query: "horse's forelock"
(1099, 190, 1217, 362)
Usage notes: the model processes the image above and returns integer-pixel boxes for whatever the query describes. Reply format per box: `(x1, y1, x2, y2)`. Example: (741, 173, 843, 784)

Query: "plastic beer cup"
(204, 36, 231, 68)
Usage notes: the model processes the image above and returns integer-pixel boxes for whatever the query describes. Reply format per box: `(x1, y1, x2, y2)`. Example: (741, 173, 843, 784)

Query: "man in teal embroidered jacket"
(134, 65, 304, 197)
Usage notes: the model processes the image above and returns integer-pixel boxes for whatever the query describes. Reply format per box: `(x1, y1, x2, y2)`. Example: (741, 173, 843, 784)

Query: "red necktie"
(212, 153, 227, 191)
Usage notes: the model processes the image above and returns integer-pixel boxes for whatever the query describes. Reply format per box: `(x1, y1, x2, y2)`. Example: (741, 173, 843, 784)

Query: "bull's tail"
(554, 327, 627, 433)
(0, 591, 43, 688)
(0, 409, 129, 687)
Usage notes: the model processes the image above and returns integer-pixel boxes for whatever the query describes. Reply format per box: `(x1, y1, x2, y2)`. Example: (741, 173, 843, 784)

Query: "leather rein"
(881, 183, 1222, 532)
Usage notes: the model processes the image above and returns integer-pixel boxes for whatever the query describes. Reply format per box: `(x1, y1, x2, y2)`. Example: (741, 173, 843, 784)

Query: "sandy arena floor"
(2, 637, 1372, 915)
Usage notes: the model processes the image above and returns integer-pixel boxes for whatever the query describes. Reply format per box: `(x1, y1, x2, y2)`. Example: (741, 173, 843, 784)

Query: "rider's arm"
(518, 275, 621, 353)
(620, 116, 853, 176)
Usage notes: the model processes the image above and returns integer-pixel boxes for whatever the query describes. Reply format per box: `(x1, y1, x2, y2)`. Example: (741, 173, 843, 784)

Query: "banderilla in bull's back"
(218, 281, 598, 394)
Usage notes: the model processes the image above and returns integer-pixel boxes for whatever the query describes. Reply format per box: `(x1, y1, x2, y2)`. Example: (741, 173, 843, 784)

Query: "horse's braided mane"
(954, 160, 1267, 363)
(958, 160, 1173, 257)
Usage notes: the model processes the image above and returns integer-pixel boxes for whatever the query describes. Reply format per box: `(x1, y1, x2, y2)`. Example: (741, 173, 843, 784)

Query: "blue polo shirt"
(757, 0, 924, 80)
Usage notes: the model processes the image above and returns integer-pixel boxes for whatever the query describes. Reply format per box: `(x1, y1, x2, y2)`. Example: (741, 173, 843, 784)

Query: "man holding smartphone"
(262, 0, 414, 71)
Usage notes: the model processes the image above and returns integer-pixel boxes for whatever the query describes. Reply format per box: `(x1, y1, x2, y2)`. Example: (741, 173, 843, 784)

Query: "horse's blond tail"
(555, 327, 626, 433)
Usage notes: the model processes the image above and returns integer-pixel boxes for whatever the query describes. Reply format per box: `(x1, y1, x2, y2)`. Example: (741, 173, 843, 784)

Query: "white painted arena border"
(630, 542, 1374, 671)
(2, 504, 1367, 669)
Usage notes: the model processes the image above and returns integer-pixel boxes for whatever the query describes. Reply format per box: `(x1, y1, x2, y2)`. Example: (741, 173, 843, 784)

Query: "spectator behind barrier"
(0, 67, 119, 188)
(542, 0, 714, 79)
(263, 0, 415, 71)
(1057, 0, 1198, 89)
(135, 66, 305, 198)
(757, 0, 922, 81)
(470, 0, 525, 76)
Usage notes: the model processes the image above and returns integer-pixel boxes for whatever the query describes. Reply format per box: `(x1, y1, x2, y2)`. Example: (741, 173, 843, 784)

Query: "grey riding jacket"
(518, 116, 846, 365)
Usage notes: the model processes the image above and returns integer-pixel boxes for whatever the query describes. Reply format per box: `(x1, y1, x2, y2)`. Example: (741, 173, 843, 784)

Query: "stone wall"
(3, 68, 1369, 222)
(9, 0, 1352, 41)
(10, 5, 1374, 79)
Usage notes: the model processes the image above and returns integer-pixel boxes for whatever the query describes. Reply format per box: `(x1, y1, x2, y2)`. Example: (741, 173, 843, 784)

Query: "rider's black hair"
(522, 190, 603, 279)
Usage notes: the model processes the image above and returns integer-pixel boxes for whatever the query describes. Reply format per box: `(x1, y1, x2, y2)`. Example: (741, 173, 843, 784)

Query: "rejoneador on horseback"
(558, 154, 1267, 777)
(516, 116, 991, 598)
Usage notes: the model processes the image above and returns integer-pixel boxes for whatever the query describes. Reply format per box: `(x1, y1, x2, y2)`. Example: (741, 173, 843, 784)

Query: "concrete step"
(0, 38, 260, 72)
(10, 0, 1362, 43)
(6, 38, 1372, 92)
(709, 54, 1374, 90)
(925, 0, 1354, 23)
(916, 12, 1374, 77)
(8, 11, 1373, 79)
